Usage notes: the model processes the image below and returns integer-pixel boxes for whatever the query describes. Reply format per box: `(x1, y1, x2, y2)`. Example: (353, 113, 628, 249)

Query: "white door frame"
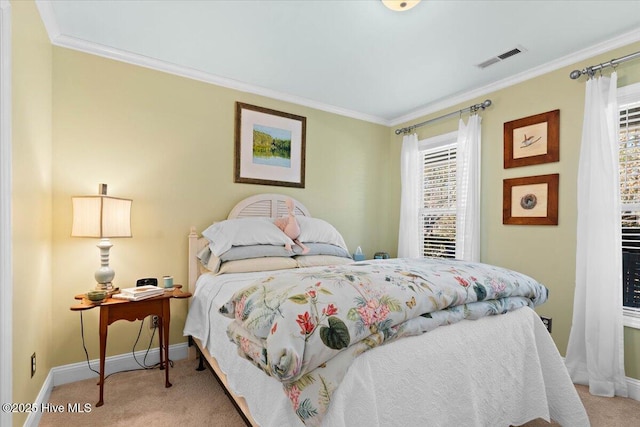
(0, 1, 13, 426)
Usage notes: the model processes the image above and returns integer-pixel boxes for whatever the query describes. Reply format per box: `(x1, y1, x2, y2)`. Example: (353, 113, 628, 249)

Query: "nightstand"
(70, 285, 191, 407)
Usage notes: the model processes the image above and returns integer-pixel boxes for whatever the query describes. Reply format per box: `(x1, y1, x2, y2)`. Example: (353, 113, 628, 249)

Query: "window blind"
(620, 101, 640, 309)
(420, 143, 457, 258)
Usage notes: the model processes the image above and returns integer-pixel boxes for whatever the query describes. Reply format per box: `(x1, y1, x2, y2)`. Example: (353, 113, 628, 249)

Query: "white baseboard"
(24, 343, 189, 427)
(24, 368, 54, 427)
(627, 376, 640, 401)
(49, 342, 189, 387)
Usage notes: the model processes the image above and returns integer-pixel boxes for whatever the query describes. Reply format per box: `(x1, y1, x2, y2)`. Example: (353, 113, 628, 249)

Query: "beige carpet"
(40, 358, 246, 427)
(40, 358, 640, 426)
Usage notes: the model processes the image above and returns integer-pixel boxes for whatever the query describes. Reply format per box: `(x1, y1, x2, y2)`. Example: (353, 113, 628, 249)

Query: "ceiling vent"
(476, 45, 527, 69)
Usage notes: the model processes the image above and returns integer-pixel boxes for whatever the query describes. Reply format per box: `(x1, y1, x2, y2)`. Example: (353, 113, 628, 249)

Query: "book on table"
(112, 285, 165, 301)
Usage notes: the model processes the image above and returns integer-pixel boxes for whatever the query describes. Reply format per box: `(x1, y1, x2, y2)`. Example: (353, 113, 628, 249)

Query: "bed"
(183, 193, 589, 427)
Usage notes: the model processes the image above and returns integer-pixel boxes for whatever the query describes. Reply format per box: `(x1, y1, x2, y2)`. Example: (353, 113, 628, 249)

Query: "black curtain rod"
(395, 99, 492, 135)
(569, 50, 640, 80)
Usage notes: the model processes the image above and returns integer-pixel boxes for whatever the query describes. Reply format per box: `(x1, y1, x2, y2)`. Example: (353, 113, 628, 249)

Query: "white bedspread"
(184, 270, 589, 427)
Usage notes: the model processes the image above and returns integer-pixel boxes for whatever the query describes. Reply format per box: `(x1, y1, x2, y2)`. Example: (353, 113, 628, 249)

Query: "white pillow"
(202, 218, 293, 257)
(294, 255, 354, 268)
(296, 216, 348, 251)
(217, 257, 297, 275)
(196, 246, 222, 273)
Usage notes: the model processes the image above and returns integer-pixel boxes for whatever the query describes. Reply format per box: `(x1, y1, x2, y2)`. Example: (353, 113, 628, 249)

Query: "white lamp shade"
(72, 196, 132, 238)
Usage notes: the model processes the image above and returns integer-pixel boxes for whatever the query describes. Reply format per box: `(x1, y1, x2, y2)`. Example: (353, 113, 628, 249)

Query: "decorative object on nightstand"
(374, 252, 390, 259)
(353, 246, 365, 261)
(163, 275, 174, 289)
(72, 183, 132, 291)
(86, 290, 107, 304)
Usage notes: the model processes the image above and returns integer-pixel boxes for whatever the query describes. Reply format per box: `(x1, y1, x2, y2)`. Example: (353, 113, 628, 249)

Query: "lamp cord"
(80, 312, 173, 380)
(80, 312, 100, 376)
(132, 317, 173, 370)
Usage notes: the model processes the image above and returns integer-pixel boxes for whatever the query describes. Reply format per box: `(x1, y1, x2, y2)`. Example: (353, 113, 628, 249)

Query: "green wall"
(11, 1, 53, 426)
(50, 47, 391, 366)
(391, 41, 640, 380)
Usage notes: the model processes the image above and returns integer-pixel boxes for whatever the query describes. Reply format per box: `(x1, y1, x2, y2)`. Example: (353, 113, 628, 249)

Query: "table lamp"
(72, 184, 132, 291)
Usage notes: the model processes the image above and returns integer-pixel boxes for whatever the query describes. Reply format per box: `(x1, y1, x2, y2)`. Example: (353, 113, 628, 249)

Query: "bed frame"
(187, 194, 311, 426)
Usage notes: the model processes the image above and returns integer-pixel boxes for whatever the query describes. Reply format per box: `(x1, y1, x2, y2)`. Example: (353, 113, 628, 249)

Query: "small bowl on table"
(86, 290, 107, 305)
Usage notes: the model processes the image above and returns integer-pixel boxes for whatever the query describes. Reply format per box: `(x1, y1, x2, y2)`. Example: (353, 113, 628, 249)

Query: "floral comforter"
(219, 258, 549, 426)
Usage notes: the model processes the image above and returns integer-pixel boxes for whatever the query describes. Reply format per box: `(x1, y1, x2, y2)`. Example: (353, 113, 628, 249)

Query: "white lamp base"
(95, 281, 114, 291)
(95, 238, 115, 290)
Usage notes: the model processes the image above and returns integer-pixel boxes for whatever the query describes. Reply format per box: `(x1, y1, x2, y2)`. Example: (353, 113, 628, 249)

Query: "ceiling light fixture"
(382, 0, 421, 12)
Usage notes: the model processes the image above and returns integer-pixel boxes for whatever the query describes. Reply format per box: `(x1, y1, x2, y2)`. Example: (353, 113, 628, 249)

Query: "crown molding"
(35, 0, 60, 42)
(34, 0, 389, 127)
(54, 34, 389, 126)
(389, 28, 640, 127)
(33, 1, 640, 129)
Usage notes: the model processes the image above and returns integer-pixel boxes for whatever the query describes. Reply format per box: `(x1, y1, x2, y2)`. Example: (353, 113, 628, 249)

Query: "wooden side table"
(70, 285, 191, 407)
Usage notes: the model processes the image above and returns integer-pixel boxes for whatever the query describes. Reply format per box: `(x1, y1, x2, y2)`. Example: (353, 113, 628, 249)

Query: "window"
(419, 132, 458, 258)
(619, 81, 640, 327)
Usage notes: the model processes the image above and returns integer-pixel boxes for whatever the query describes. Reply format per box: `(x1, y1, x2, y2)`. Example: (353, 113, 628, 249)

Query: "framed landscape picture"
(504, 110, 559, 168)
(503, 174, 559, 225)
(235, 102, 306, 188)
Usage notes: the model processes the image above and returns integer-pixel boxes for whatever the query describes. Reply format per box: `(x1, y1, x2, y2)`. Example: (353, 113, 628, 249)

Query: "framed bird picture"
(504, 110, 559, 168)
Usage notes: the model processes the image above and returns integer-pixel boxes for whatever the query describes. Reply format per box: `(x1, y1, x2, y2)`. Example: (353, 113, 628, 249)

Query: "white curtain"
(455, 114, 481, 262)
(398, 133, 420, 258)
(565, 71, 628, 398)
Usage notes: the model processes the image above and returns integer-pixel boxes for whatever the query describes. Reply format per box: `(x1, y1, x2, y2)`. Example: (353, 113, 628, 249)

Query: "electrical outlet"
(540, 316, 552, 333)
(31, 353, 36, 378)
(150, 315, 159, 329)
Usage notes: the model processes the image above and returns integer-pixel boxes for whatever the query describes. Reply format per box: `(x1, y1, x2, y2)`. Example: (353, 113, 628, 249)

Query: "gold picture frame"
(234, 102, 306, 188)
(504, 110, 559, 168)
(503, 174, 559, 225)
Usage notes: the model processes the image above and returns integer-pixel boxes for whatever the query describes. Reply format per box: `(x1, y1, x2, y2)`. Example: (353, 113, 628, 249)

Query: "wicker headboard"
(188, 194, 310, 289)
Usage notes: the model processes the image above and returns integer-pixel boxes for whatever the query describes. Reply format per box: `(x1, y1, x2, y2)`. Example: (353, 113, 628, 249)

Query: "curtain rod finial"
(570, 69, 582, 80)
